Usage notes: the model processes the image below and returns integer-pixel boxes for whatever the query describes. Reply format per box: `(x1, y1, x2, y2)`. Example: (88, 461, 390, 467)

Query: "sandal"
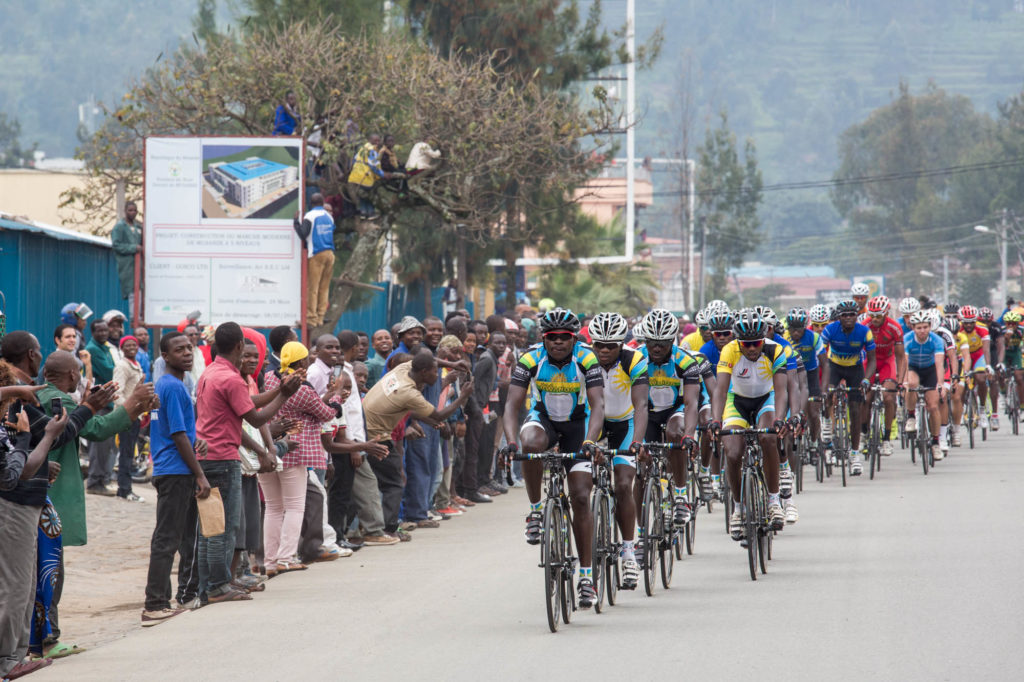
(231, 579, 265, 593)
(43, 641, 86, 659)
(5, 658, 53, 679)
(276, 560, 308, 573)
(206, 586, 252, 603)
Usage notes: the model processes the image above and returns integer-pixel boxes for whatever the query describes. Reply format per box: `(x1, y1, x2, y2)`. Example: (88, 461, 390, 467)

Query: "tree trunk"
(422, 274, 434, 318)
(316, 220, 387, 336)
(504, 205, 519, 311)
(456, 234, 468, 309)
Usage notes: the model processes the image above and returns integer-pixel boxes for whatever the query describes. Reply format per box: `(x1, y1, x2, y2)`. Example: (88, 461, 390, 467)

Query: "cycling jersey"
(510, 343, 603, 422)
(867, 317, 904, 361)
(772, 334, 800, 371)
(699, 339, 722, 374)
(716, 339, 787, 398)
(597, 347, 649, 422)
(899, 317, 912, 334)
(680, 331, 705, 352)
(820, 321, 875, 367)
(957, 324, 990, 357)
(640, 345, 702, 413)
(1004, 327, 1024, 368)
(783, 328, 824, 372)
(903, 331, 945, 368)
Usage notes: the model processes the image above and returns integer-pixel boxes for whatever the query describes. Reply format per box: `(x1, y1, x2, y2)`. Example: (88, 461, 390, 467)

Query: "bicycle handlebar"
(718, 428, 779, 436)
(510, 451, 589, 461)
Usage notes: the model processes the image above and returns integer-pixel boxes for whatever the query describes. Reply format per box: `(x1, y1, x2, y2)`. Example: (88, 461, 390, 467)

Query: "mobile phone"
(89, 385, 102, 394)
(50, 397, 64, 417)
(6, 400, 21, 425)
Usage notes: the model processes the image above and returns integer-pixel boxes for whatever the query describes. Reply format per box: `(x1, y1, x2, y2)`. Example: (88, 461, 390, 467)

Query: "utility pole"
(942, 254, 949, 303)
(1000, 209, 1010, 307)
(625, 0, 636, 276)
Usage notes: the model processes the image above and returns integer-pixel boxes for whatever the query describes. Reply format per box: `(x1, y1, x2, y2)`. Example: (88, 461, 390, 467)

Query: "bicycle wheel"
(606, 505, 620, 607)
(640, 479, 658, 597)
(754, 475, 768, 575)
(922, 438, 930, 475)
(591, 490, 607, 614)
(559, 507, 573, 625)
(684, 480, 696, 557)
(742, 469, 757, 581)
(542, 502, 561, 632)
(659, 525, 675, 589)
(966, 393, 976, 449)
(815, 444, 824, 483)
(722, 479, 733, 534)
(794, 436, 804, 494)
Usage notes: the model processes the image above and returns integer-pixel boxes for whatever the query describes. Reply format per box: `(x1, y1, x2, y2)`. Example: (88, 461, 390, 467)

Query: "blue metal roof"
(212, 157, 289, 181)
(0, 214, 111, 246)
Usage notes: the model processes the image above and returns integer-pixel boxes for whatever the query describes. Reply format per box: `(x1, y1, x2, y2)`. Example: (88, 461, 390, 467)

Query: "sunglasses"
(592, 341, 621, 350)
(739, 339, 764, 348)
(544, 332, 574, 342)
(712, 331, 733, 338)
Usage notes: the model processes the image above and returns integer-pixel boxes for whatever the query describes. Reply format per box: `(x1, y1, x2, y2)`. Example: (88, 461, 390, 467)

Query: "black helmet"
(539, 307, 581, 334)
(786, 307, 808, 327)
(706, 309, 735, 332)
(733, 310, 769, 341)
(834, 299, 859, 315)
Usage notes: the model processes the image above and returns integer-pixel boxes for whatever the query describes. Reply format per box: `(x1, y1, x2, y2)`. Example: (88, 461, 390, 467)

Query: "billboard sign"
(143, 136, 304, 327)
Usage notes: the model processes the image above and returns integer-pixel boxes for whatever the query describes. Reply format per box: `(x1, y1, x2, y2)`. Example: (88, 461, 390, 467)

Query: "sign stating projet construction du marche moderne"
(143, 136, 304, 327)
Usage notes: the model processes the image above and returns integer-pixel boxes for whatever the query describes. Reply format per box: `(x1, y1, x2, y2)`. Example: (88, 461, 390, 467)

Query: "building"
(207, 157, 298, 208)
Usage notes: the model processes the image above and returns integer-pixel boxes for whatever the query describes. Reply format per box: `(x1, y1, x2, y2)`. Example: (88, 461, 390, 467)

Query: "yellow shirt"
(680, 331, 705, 352)
(717, 340, 787, 398)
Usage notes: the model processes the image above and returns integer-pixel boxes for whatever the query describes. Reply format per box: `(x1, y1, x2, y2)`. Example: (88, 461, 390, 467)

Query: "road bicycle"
(907, 386, 934, 476)
(590, 451, 622, 613)
(637, 443, 678, 595)
(827, 384, 861, 487)
(962, 373, 987, 448)
(999, 366, 1020, 436)
(511, 450, 585, 633)
(865, 384, 898, 480)
(719, 427, 778, 581)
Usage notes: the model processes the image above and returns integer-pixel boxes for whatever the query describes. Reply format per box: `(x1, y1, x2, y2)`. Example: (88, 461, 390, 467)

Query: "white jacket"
(406, 142, 441, 171)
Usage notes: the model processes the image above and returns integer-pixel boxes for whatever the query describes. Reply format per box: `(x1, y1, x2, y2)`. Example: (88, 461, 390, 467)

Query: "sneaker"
(141, 607, 186, 627)
(952, 429, 962, 447)
(426, 510, 443, 521)
(398, 521, 417, 532)
(785, 501, 799, 525)
(512, 479, 526, 488)
(850, 453, 863, 476)
(577, 578, 597, 609)
(437, 506, 463, 516)
(86, 485, 116, 497)
(389, 529, 412, 542)
(768, 503, 785, 531)
(939, 438, 950, 454)
(490, 478, 510, 493)
(635, 538, 645, 569)
(905, 416, 917, 434)
(176, 597, 202, 610)
(778, 469, 794, 497)
(362, 534, 400, 546)
(119, 492, 145, 503)
(730, 510, 745, 541)
(698, 473, 712, 502)
(673, 499, 692, 527)
(525, 510, 543, 545)
(621, 558, 640, 590)
(415, 519, 440, 529)
(880, 440, 893, 456)
(980, 415, 990, 430)
(712, 479, 722, 501)
(821, 418, 832, 440)
(990, 414, 1000, 431)
(934, 443, 946, 460)
(827, 450, 836, 466)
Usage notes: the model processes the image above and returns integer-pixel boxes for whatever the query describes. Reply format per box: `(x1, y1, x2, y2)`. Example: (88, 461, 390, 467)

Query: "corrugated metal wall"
(332, 284, 474, 335)
(0, 230, 123, 344)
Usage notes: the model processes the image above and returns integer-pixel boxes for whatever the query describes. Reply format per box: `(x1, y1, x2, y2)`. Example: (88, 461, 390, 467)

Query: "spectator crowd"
(0, 301, 539, 680)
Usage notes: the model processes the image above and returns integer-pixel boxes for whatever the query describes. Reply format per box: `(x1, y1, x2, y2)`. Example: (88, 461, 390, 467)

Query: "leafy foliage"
(0, 114, 35, 168)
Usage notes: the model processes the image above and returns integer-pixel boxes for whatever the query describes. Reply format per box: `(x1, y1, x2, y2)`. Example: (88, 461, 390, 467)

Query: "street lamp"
(919, 270, 935, 278)
(974, 224, 1008, 307)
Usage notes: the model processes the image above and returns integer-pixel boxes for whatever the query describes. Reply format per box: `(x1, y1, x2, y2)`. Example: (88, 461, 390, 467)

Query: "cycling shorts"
(521, 410, 590, 473)
(909, 364, 939, 390)
(806, 367, 822, 398)
(645, 407, 684, 443)
(969, 351, 988, 372)
(1005, 352, 1023, 370)
(827, 361, 865, 403)
(722, 392, 774, 429)
(602, 419, 636, 468)
(876, 356, 898, 384)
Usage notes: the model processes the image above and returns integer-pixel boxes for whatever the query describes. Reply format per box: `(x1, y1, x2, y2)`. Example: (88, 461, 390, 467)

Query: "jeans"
(197, 460, 241, 597)
(402, 429, 439, 522)
(144, 474, 197, 611)
(477, 418, 498, 486)
(369, 441, 405, 533)
(85, 407, 116, 489)
(117, 419, 141, 497)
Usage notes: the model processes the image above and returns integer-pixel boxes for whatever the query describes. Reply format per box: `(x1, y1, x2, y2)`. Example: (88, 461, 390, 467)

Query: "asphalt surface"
(35, 428, 1023, 681)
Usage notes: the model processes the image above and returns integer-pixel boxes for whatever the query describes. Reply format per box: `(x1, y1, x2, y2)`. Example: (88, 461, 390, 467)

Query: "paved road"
(36, 430, 1024, 681)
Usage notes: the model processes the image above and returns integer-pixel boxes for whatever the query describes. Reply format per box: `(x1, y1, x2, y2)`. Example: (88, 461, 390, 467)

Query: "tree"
(62, 21, 619, 334)
(696, 111, 763, 300)
(0, 113, 35, 168)
(537, 261, 658, 317)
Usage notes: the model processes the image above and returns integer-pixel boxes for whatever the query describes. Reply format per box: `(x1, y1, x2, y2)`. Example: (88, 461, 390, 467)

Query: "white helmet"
(899, 297, 921, 315)
(588, 312, 628, 343)
(640, 308, 680, 342)
(706, 299, 729, 313)
(809, 304, 830, 323)
(753, 305, 778, 326)
(908, 310, 931, 326)
(851, 282, 870, 297)
(928, 308, 942, 327)
(695, 310, 709, 326)
(631, 323, 645, 343)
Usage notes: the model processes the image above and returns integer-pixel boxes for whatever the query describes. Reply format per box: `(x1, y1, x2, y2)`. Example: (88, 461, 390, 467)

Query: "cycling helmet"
(588, 312, 628, 343)
(1004, 311, 1022, 324)
(834, 299, 859, 315)
(928, 309, 943, 328)
(733, 310, 769, 341)
(707, 299, 728, 311)
(786, 307, 809, 327)
(539, 307, 581, 334)
(707, 309, 735, 332)
(944, 316, 960, 334)
(631, 323, 645, 343)
(753, 305, 778, 326)
(774, 321, 785, 336)
(695, 310, 709, 327)
(851, 282, 871, 297)
(958, 305, 978, 322)
(829, 305, 840, 321)
(866, 295, 890, 314)
(898, 297, 921, 315)
(908, 310, 931, 326)
(808, 304, 830, 324)
(640, 308, 679, 342)
(979, 306, 994, 322)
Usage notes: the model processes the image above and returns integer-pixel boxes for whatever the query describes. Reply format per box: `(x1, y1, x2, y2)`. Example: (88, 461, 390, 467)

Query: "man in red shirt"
(864, 296, 906, 456)
(195, 322, 301, 604)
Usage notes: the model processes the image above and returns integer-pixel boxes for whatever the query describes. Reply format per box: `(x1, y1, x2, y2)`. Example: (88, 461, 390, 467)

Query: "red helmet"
(979, 306, 994, 322)
(958, 305, 978, 322)
(866, 295, 890, 314)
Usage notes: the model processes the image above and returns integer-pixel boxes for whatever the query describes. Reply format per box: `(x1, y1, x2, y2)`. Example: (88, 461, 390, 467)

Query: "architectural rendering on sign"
(207, 157, 299, 208)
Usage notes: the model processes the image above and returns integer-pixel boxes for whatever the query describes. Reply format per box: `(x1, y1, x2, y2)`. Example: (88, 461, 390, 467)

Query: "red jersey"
(867, 316, 904, 361)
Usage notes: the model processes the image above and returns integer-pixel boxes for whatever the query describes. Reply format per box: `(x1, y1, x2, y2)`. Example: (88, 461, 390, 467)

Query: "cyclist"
(820, 299, 876, 476)
(902, 310, 945, 459)
(587, 312, 648, 590)
(898, 297, 921, 334)
(932, 310, 962, 449)
(710, 310, 799, 538)
(1000, 311, 1024, 412)
(697, 309, 735, 499)
(864, 295, 906, 457)
(851, 282, 871, 315)
(681, 310, 711, 352)
(502, 308, 605, 609)
(981, 306, 1004, 427)
(957, 305, 996, 431)
(784, 307, 827, 464)
(638, 308, 704, 529)
(809, 304, 831, 334)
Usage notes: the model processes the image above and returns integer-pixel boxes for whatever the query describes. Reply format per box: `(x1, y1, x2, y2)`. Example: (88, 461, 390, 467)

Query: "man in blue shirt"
(143, 332, 211, 626)
(134, 326, 153, 382)
(272, 91, 300, 135)
(293, 193, 336, 327)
